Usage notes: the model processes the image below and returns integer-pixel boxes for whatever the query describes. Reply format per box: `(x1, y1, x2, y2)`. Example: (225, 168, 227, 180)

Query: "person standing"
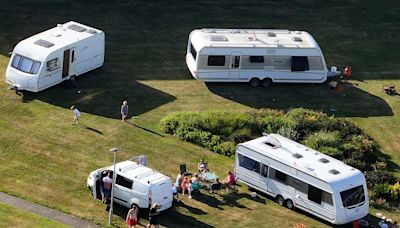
(121, 100, 129, 122)
(70, 105, 80, 125)
(146, 203, 160, 228)
(126, 205, 138, 228)
(102, 172, 112, 203)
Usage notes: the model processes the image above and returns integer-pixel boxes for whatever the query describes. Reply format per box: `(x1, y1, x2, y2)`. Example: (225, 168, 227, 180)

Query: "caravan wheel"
(262, 78, 272, 87)
(276, 195, 285, 206)
(69, 75, 76, 81)
(285, 199, 294, 210)
(249, 78, 260, 87)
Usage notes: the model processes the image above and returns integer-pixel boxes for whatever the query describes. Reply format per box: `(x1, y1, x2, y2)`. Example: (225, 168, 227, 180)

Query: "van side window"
(308, 185, 322, 204)
(208, 55, 226, 66)
(47, 58, 59, 71)
(291, 56, 309, 71)
(116, 175, 133, 189)
(249, 56, 264, 63)
(238, 154, 260, 173)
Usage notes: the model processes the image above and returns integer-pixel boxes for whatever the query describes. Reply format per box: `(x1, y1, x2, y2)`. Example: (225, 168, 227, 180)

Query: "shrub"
(213, 141, 236, 157)
(303, 131, 341, 151)
(372, 183, 391, 200)
(365, 169, 397, 188)
(370, 198, 389, 209)
(389, 182, 400, 201)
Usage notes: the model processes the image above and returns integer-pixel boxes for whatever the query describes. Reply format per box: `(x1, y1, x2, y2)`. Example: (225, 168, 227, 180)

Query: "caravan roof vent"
(319, 158, 330, 163)
(292, 153, 303, 159)
(267, 32, 276, 37)
(202, 29, 216, 33)
(86, 29, 97, 34)
(263, 135, 281, 149)
(209, 35, 228, 42)
(292, 37, 303, 42)
(329, 169, 340, 175)
(68, 24, 87, 32)
(246, 36, 257, 41)
(34, 39, 54, 48)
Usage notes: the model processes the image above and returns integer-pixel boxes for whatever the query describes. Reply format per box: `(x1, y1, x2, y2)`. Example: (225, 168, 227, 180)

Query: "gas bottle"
(344, 66, 351, 79)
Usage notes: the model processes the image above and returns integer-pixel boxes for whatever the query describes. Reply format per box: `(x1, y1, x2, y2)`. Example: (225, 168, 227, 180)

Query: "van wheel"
(249, 78, 260, 87)
(276, 195, 285, 206)
(285, 199, 294, 210)
(262, 78, 272, 87)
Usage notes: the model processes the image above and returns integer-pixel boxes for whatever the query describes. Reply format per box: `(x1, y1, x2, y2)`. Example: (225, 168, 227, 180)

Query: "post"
(108, 147, 118, 225)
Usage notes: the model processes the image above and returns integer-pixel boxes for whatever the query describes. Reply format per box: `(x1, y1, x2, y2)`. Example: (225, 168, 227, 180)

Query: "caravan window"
(190, 43, 197, 60)
(340, 185, 365, 207)
(261, 164, 269, 177)
(322, 192, 333, 205)
(10, 54, 41, 75)
(250, 56, 264, 63)
(208, 55, 226, 66)
(291, 56, 309, 71)
(238, 154, 260, 173)
(308, 185, 322, 204)
(47, 58, 59, 72)
(274, 170, 287, 183)
(116, 175, 133, 189)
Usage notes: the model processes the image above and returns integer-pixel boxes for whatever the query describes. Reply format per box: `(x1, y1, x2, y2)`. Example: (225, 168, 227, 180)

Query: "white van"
(186, 29, 339, 87)
(6, 21, 105, 92)
(87, 160, 173, 212)
(235, 134, 369, 225)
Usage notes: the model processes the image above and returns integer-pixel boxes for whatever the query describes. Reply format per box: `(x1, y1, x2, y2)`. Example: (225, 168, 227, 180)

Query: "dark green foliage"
(372, 183, 391, 200)
(160, 108, 396, 196)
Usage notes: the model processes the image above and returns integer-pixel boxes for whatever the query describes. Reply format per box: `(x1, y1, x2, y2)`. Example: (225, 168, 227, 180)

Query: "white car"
(87, 160, 173, 212)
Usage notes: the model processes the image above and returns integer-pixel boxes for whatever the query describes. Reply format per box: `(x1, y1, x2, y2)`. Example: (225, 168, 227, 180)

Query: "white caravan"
(6, 21, 105, 92)
(87, 159, 173, 212)
(186, 29, 338, 87)
(235, 134, 368, 225)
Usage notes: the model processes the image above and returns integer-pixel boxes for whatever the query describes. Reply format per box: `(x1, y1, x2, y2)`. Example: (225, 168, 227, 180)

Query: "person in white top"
(70, 105, 80, 125)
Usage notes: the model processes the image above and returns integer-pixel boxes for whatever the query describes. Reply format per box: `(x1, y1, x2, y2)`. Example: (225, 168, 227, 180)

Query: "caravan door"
(229, 52, 241, 79)
(62, 48, 75, 78)
(259, 162, 270, 193)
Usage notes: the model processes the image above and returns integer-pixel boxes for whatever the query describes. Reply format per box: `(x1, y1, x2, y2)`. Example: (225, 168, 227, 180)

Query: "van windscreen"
(11, 54, 41, 75)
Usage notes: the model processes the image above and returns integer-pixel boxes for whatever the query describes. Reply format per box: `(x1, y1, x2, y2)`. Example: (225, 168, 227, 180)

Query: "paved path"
(0, 192, 100, 228)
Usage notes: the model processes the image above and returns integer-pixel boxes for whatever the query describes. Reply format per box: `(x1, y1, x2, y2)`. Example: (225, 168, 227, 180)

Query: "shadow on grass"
(107, 202, 213, 228)
(77, 124, 104, 135)
(21, 74, 176, 119)
(205, 80, 393, 118)
(125, 122, 164, 137)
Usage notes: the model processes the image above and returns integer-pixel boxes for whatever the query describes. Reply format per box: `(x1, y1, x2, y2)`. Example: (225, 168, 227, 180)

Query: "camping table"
(201, 172, 218, 182)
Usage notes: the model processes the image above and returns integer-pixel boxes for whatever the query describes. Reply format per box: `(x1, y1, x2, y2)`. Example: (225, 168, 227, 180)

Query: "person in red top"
(223, 171, 236, 192)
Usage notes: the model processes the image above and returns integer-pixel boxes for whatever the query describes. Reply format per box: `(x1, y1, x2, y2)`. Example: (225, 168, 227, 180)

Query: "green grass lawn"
(0, 0, 399, 227)
(0, 202, 68, 228)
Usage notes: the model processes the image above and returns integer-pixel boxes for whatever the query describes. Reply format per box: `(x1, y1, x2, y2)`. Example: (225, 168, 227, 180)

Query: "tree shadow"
(21, 73, 176, 119)
(205, 80, 393, 118)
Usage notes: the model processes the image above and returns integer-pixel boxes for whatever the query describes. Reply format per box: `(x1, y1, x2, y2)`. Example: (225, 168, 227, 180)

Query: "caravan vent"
(292, 37, 303, 42)
(292, 153, 303, 159)
(267, 32, 276, 37)
(86, 29, 97, 34)
(263, 135, 281, 149)
(319, 158, 330, 163)
(329, 169, 340, 175)
(209, 35, 228, 42)
(68, 24, 87, 32)
(34, 39, 54, 48)
(246, 36, 257, 41)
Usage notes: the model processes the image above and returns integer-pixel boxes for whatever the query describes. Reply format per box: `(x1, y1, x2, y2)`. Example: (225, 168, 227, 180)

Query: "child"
(70, 105, 80, 125)
(126, 205, 138, 228)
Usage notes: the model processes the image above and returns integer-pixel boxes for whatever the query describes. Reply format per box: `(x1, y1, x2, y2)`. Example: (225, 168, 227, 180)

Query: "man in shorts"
(146, 203, 160, 228)
(70, 105, 80, 125)
(102, 172, 112, 203)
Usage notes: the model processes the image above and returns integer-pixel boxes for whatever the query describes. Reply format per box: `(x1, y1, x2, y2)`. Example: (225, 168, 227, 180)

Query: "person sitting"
(223, 171, 236, 192)
(197, 159, 208, 173)
(209, 178, 222, 194)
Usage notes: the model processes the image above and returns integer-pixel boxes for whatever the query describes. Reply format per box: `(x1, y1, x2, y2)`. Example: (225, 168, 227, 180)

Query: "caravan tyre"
(249, 78, 260, 87)
(285, 199, 294, 210)
(276, 195, 285, 206)
(262, 78, 272, 87)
